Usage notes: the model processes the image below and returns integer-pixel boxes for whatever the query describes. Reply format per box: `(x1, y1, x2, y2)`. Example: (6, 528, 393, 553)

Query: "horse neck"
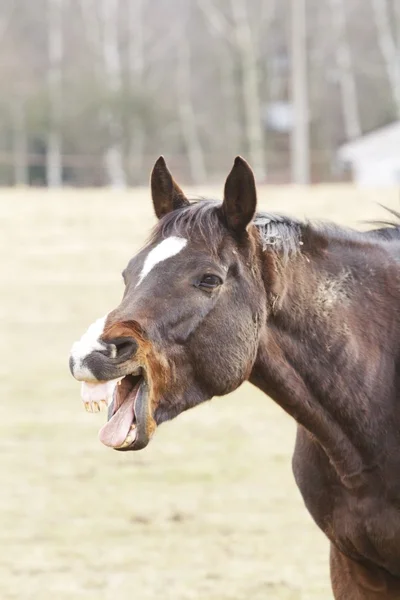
(251, 232, 399, 483)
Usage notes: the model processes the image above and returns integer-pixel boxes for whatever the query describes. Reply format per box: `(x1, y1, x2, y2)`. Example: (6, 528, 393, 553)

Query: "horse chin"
(99, 371, 157, 452)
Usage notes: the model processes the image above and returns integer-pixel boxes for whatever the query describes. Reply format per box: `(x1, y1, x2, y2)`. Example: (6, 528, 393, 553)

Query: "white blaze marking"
(70, 314, 110, 380)
(136, 236, 187, 287)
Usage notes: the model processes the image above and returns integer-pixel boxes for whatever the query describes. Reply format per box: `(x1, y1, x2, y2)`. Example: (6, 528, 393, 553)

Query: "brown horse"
(70, 157, 400, 599)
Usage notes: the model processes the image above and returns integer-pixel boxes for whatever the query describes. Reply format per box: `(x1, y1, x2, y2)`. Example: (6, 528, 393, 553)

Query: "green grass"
(1, 185, 398, 600)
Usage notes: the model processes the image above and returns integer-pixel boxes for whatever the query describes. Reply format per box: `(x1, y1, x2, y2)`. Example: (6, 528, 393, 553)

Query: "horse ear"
(220, 156, 257, 232)
(150, 156, 189, 219)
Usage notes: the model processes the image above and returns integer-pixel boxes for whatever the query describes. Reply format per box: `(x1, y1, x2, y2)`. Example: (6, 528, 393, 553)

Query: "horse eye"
(198, 274, 222, 290)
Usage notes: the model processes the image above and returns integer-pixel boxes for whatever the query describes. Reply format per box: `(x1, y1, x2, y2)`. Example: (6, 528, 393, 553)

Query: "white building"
(338, 121, 400, 186)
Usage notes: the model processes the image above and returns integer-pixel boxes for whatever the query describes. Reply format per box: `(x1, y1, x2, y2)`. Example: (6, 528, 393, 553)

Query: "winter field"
(1, 185, 398, 600)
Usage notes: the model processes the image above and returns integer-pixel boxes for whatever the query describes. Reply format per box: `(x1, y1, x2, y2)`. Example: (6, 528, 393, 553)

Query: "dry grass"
(1, 185, 399, 600)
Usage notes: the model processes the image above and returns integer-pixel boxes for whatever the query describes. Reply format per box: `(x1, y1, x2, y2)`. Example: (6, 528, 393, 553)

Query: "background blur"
(0, 0, 400, 187)
(1, 2, 400, 600)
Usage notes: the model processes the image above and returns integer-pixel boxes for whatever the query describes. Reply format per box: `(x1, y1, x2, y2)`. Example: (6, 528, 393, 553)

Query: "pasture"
(1, 185, 398, 600)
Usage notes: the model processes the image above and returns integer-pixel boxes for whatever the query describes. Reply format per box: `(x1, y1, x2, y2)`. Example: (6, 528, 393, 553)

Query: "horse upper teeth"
(83, 399, 109, 412)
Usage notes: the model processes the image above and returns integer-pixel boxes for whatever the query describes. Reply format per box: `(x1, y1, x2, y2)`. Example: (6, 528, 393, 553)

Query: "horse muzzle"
(69, 336, 139, 382)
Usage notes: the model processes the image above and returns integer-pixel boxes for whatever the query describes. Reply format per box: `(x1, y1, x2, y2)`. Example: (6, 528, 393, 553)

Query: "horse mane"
(150, 199, 400, 258)
(253, 213, 302, 259)
(151, 200, 303, 258)
(365, 206, 400, 241)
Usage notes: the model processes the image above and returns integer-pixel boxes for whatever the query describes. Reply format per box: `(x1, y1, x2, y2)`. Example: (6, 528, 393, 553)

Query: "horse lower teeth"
(118, 425, 136, 448)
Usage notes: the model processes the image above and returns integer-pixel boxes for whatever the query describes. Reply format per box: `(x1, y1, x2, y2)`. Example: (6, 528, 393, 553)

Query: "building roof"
(338, 121, 400, 163)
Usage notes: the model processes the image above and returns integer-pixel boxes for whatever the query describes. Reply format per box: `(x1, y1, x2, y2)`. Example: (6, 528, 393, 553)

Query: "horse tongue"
(98, 391, 136, 448)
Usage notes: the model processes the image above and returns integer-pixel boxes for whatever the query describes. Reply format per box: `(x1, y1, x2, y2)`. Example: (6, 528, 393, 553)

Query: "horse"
(70, 156, 400, 599)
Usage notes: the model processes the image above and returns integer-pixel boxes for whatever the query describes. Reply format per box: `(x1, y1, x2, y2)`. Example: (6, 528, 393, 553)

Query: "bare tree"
(371, 0, 400, 117)
(12, 95, 28, 186)
(128, 0, 145, 184)
(395, 0, 400, 49)
(198, 0, 266, 179)
(101, 0, 126, 188)
(47, 0, 64, 187)
(197, 0, 241, 152)
(328, 0, 361, 139)
(230, 0, 266, 180)
(79, 0, 101, 55)
(176, 10, 207, 185)
(291, 0, 310, 184)
(392, 0, 400, 113)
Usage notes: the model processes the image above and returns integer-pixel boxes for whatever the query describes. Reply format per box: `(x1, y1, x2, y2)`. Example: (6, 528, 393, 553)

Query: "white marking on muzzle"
(136, 236, 187, 287)
(70, 315, 111, 381)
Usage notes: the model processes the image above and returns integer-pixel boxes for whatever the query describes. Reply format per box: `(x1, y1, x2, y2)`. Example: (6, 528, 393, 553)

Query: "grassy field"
(1, 184, 399, 600)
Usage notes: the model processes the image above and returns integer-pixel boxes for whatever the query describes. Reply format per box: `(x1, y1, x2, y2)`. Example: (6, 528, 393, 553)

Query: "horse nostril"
(111, 337, 138, 362)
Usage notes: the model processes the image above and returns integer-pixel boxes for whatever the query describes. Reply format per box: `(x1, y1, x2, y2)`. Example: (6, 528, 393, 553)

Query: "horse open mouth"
(81, 370, 155, 451)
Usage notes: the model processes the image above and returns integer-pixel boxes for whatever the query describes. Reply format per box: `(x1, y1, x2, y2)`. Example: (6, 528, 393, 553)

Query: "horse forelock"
(150, 200, 223, 255)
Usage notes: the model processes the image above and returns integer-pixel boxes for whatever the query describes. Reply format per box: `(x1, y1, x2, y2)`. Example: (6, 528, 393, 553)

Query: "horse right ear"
(220, 156, 257, 233)
(150, 156, 189, 220)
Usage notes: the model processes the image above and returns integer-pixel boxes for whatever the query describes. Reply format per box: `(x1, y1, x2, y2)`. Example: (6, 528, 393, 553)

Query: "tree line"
(0, 0, 399, 186)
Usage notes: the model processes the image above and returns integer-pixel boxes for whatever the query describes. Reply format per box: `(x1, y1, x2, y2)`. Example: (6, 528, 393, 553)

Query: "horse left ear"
(151, 156, 189, 219)
(220, 156, 257, 232)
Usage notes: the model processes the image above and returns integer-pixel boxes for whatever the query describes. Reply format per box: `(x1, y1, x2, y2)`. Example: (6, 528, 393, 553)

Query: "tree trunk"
(47, 0, 63, 187)
(12, 96, 28, 186)
(328, 0, 361, 140)
(231, 0, 266, 181)
(197, 0, 240, 161)
(101, 0, 126, 188)
(290, 0, 310, 184)
(371, 0, 400, 118)
(395, 0, 400, 45)
(79, 0, 102, 59)
(176, 19, 207, 185)
(128, 0, 145, 185)
(217, 43, 241, 153)
(393, 0, 400, 106)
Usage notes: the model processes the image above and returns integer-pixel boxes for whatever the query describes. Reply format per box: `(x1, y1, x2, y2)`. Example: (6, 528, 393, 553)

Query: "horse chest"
(292, 426, 400, 576)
